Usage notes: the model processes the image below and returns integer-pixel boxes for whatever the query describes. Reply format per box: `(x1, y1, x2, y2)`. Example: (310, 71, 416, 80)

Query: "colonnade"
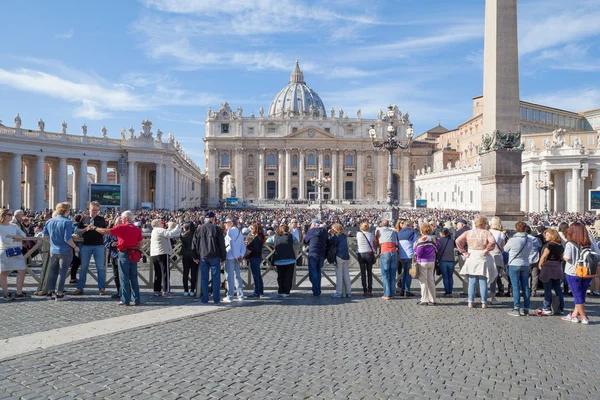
(0, 153, 203, 211)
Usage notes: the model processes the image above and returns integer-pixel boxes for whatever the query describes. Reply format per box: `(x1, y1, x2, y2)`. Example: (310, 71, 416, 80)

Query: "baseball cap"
(205, 211, 215, 218)
(311, 218, 320, 225)
(455, 218, 467, 225)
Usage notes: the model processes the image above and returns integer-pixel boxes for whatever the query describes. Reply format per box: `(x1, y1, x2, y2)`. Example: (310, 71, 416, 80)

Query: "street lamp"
(535, 172, 554, 221)
(310, 167, 331, 220)
(369, 105, 414, 222)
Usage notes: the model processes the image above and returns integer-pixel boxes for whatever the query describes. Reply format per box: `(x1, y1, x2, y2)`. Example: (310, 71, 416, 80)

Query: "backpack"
(575, 246, 600, 278)
(326, 236, 338, 264)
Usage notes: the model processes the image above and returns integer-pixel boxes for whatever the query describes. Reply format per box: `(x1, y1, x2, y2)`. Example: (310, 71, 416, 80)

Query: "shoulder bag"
(360, 231, 376, 265)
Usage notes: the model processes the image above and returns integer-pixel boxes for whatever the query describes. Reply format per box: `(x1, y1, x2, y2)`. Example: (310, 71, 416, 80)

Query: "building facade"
(0, 117, 204, 211)
(203, 62, 431, 207)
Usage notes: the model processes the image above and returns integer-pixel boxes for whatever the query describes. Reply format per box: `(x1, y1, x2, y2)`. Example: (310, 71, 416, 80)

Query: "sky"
(1, 0, 599, 171)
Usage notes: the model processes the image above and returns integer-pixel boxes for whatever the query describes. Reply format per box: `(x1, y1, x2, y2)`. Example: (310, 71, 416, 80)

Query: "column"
(553, 171, 565, 212)
(236, 150, 244, 199)
(26, 161, 34, 210)
(401, 153, 411, 206)
(165, 164, 174, 210)
(99, 160, 108, 183)
(356, 151, 362, 200)
(298, 150, 305, 200)
(318, 151, 323, 171)
(127, 161, 136, 210)
(35, 155, 45, 211)
(155, 162, 163, 209)
(10, 153, 22, 210)
(285, 150, 292, 199)
(258, 150, 265, 200)
(79, 159, 88, 210)
(58, 158, 67, 204)
(330, 151, 337, 201)
(338, 150, 344, 200)
(572, 168, 582, 213)
(277, 152, 284, 200)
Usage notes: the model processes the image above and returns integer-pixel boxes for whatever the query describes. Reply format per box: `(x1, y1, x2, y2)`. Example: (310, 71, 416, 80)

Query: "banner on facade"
(90, 184, 122, 207)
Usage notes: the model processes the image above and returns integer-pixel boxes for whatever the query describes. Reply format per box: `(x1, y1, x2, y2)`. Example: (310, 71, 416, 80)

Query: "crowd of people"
(1, 203, 599, 325)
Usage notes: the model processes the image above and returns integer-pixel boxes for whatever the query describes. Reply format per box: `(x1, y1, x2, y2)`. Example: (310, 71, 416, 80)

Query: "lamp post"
(369, 105, 414, 222)
(310, 167, 331, 221)
(535, 172, 554, 221)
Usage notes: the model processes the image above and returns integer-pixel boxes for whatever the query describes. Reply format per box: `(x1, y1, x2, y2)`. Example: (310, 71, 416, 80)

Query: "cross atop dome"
(290, 60, 305, 84)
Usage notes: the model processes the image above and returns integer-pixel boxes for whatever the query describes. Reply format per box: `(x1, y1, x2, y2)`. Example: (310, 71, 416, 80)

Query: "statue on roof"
(378, 109, 383, 120)
(38, 118, 45, 132)
(101, 126, 108, 138)
(206, 107, 212, 118)
(330, 107, 335, 118)
(168, 132, 175, 144)
(140, 120, 153, 139)
(14, 113, 21, 129)
(156, 129, 163, 142)
(259, 106, 264, 117)
(61, 121, 67, 134)
(309, 104, 315, 117)
(81, 123, 87, 136)
(120, 127, 126, 140)
(338, 108, 344, 119)
(237, 107, 243, 118)
(357, 109, 361, 119)
(318, 107, 324, 118)
(128, 126, 135, 140)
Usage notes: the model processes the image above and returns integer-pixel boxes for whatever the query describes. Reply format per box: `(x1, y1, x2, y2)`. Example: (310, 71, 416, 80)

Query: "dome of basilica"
(268, 61, 326, 118)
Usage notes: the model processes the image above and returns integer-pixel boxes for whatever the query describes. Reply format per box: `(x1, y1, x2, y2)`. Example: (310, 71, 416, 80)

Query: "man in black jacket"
(192, 212, 227, 304)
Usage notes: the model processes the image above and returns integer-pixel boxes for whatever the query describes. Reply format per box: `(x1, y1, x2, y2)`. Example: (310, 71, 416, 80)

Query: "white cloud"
(55, 28, 74, 39)
(527, 88, 600, 113)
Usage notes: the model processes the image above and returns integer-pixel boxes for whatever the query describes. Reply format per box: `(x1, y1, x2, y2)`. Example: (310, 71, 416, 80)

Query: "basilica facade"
(203, 62, 431, 207)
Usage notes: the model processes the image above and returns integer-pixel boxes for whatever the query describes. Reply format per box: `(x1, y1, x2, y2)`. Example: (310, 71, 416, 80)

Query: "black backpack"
(326, 235, 338, 264)
(575, 245, 600, 278)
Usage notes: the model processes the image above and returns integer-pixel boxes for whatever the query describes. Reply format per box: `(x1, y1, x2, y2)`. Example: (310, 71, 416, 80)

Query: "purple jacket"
(413, 235, 440, 263)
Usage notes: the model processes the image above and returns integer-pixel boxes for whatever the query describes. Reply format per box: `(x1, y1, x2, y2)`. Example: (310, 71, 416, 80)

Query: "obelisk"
(479, 0, 524, 224)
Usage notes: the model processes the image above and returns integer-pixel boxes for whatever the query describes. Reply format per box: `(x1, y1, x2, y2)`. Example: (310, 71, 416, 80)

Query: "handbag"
(5, 247, 22, 258)
(409, 256, 419, 279)
(126, 248, 142, 263)
(360, 231, 376, 264)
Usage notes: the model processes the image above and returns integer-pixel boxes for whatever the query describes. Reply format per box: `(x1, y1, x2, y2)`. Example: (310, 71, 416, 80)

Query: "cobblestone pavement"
(1, 288, 599, 399)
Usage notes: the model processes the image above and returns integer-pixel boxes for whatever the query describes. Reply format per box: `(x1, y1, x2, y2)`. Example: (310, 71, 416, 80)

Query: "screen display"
(415, 199, 427, 208)
(589, 190, 600, 211)
(90, 184, 121, 207)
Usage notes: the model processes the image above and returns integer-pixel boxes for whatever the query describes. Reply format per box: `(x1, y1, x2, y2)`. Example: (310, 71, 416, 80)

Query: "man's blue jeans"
(249, 258, 264, 296)
(117, 252, 140, 305)
(468, 276, 488, 303)
(508, 265, 530, 310)
(224, 259, 244, 300)
(78, 245, 106, 290)
(379, 252, 398, 297)
(439, 261, 454, 294)
(307, 255, 325, 296)
(48, 250, 73, 294)
(543, 278, 564, 311)
(200, 257, 221, 304)
(399, 258, 412, 292)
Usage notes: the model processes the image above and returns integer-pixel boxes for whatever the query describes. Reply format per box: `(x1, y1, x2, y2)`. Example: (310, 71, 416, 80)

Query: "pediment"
(285, 126, 336, 139)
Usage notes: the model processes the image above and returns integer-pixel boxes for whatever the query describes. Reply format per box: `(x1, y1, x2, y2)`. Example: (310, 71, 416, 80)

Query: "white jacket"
(150, 225, 181, 256)
(225, 226, 246, 260)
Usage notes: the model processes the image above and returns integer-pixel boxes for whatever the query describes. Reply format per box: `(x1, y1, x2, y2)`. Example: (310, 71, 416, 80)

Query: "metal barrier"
(20, 236, 467, 295)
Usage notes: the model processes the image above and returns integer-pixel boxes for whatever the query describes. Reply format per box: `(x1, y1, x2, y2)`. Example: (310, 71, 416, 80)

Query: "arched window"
(345, 154, 353, 166)
(307, 154, 315, 166)
(221, 153, 229, 167)
(247, 154, 254, 166)
(324, 155, 330, 168)
(366, 155, 372, 168)
(292, 155, 298, 167)
(267, 154, 276, 166)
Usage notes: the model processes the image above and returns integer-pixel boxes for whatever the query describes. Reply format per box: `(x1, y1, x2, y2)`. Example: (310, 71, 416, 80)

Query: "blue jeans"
(399, 258, 412, 292)
(508, 265, 530, 310)
(48, 250, 73, 294)
(307, 255, 325, 296)
(468, 276, 488, 303)
(250, 258, 264, 296)
(117, 252, 140, 305)
(200, 257, 221, 303)
(543, 278, 564, 311)
(379, 252, 398, 297)
(439, 261, 454, 294)
(78, 245, 106, 290)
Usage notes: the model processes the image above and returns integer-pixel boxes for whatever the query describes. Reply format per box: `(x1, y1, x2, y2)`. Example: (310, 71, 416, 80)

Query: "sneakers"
(537, 309, 552, 316)
(2, 293, 14, 301)
(222, 298, 232, 303)
(405, 292, 415, 297)
(331, 293, 342, 298)
(183, 292, 189, 297)
(72, 289, 83, 296)
(345, 294, 352, 298)
(69, 279, 78, 284)
(487, 297, 496, 305)
(189, 292, 195, 297)
(248, 293, 260, 298)
(561, 313, 579, 323)
(507, 309, 520, 317)
(237, 296, 245, 301)
(153, 291, 162, 297)
(581, 317, 590, 325)
(55, 293, 65, 301)
(162, 292, 173, 298)
(281, 293, 290, 298)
